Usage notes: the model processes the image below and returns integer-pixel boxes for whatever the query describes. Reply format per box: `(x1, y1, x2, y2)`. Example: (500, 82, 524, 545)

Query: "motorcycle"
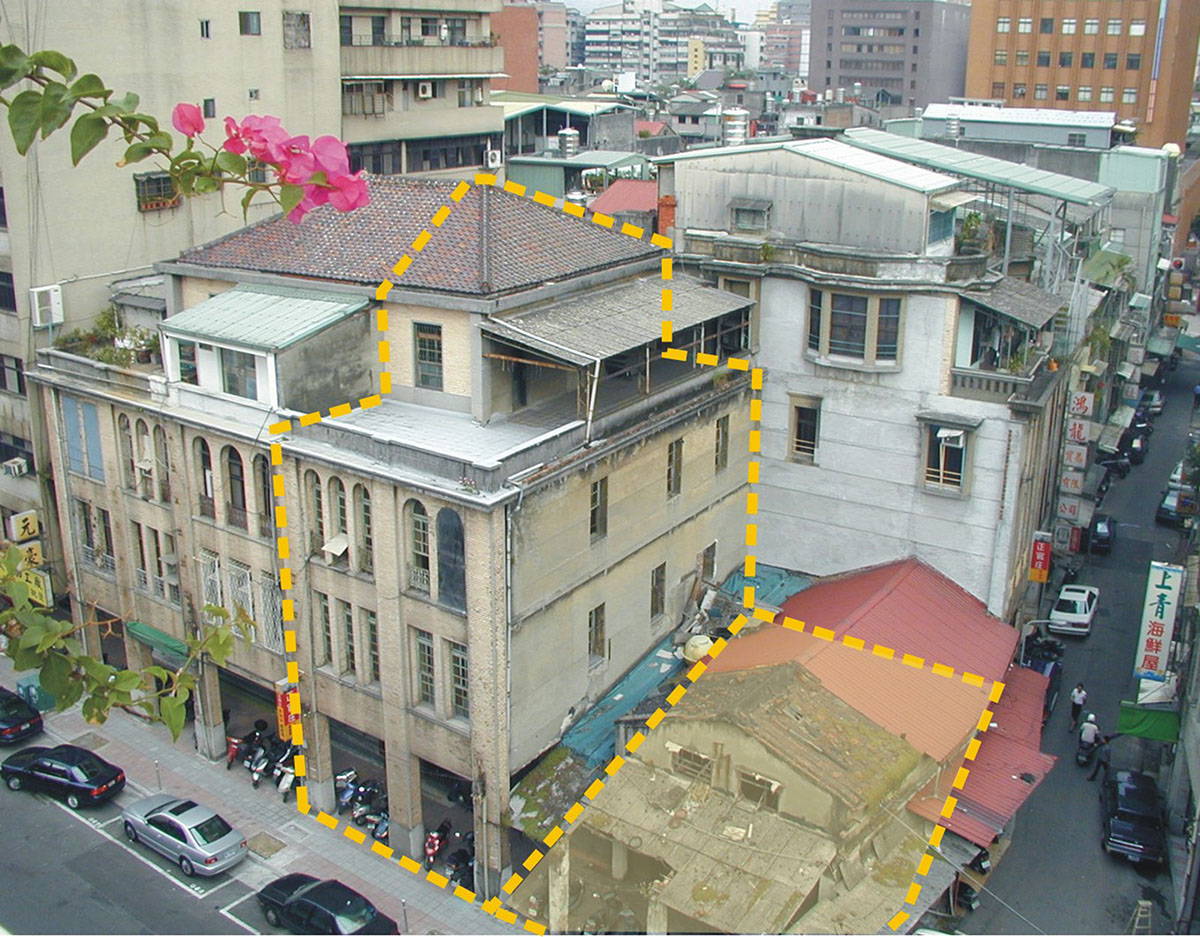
(1098, 457, 1131, 479)
(340, 778, 381, 816)
(1077, 736, 1099, 766)
(372, 811, 389, 845)
(425, 818, 452, 869)
(226, 719, 269, 770)
(250, 736, 288, 788)
(271, 743, 298, 784)
(278, 758, 299, 803)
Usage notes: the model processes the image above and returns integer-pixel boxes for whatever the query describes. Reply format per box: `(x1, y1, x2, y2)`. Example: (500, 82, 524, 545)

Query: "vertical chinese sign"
(1133, 561, 1185, 682)
(1029, 532, 1052, 583)
(5, 510, 51, 606)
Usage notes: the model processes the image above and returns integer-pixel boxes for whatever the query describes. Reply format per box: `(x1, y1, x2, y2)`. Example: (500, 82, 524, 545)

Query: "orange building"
(964, 0, 1200, 148)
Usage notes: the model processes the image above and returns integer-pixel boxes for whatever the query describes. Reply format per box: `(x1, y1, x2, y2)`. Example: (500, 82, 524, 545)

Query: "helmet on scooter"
(1086, 713, 1096, 723)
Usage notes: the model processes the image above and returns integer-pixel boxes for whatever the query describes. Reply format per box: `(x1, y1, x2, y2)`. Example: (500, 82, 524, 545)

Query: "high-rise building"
(808, 0, 971, 112)
(965, 0, 1200, 148)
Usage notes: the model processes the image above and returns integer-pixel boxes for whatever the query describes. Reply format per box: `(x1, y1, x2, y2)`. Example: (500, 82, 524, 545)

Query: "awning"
(1142, 359, 1161, 378)
(126, 620, 189, 668)
(1096, 403, 1134, 455)
(1110, 321, 1135, 343)
(728, 197, 772, 211)
(1083, 463, 1108, 500)
(1130, 292, 1152, 310)
(1118, 700, 1180, 742)
(481, 274, 753, 367)
(1116, 361, 1136, 381)
(1079, 359, 1108, 376)
(930, 190, 978, 212)
(1147, 327, 1180, 357)
(962, 277, 1066, 329)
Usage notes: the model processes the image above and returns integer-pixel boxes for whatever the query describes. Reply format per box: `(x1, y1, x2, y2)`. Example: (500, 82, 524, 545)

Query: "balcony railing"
(950, 353, 1049, 405)
(258, 513, 274, 539)
(82, 544, 115, 573)
(226, 504, 248, 531)
(339, 42, 505, 79)
(409, 566, 430, 593)
(198, 495, 215, 519)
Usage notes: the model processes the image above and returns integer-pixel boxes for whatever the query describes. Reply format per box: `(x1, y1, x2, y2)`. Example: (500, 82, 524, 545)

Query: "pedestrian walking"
(1088, 736, 1112, 782)
(1069, 683, 1087, 731)
(1193, 384, 1200, 409)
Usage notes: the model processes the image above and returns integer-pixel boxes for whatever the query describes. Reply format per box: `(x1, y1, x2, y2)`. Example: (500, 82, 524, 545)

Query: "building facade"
(655, 136, 1101, 618)
(27, 177, 755, 894)
(965, 0, 1200, 149)
(808, 0, 971, 113)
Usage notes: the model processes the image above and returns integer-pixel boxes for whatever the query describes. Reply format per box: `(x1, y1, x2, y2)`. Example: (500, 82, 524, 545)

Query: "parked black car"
(1157, 489, 1196, 528)
(257, 875, 399, 935)
(0, 686, 43, 744)
(1089, 513, 1116, 553)
(1127, 433, 1150, 465)
(1100, 770, 1167, 865)
(1, 744, 125, 808)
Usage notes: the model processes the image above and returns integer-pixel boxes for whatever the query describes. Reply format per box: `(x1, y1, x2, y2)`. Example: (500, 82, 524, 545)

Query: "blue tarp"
(719, 563, 814, 608)
(562, 636, 684, 768)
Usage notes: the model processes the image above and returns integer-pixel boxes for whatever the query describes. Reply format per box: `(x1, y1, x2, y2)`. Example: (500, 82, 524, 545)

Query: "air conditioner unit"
(485, 149, 503, 169)
(2, 456, 29, 477)
(30, 285, 64, 328)
(417, 81, 434, 99)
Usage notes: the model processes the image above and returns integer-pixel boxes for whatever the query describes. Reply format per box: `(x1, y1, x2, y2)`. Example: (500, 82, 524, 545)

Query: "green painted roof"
(842, 127, 1115, 206)
(1080, 248, 1134, 288)
(161, 284, 368, 351)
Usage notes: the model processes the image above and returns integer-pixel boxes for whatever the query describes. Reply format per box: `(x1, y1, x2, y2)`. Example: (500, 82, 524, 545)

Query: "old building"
(965, 0, 1200, 150)
(655, 132, 1120, 618)
(514, 559, 1053, 933)
(808, 0, 972, 114)
(27, 176, 755, 894)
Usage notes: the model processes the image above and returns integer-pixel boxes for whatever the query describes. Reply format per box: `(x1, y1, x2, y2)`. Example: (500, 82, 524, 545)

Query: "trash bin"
(16, 673, 55, 712)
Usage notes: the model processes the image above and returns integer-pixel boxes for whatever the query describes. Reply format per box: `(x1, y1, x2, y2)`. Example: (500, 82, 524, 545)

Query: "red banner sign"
(1030, 537, 1052, 583)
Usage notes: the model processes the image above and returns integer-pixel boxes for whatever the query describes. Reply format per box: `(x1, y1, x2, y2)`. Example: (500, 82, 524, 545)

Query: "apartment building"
(0, 0, 506, 595)
(655, 134, 1119, 618)
(26, 177, 754, 892)
(583, 0, 743, 90)
(966, 0, 1200, 149)
(808, 0, 972, 113)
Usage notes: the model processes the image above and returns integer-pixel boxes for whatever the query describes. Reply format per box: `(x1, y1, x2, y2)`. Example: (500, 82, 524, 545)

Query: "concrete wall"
(276, 310, 375, 413)
(493, 4, 541, 93)
(509, 386, 751, 765)
(671, 148, 935, 253)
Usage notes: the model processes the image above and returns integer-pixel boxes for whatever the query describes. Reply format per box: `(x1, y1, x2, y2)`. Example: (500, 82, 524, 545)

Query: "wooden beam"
(482, 351, 578, 373)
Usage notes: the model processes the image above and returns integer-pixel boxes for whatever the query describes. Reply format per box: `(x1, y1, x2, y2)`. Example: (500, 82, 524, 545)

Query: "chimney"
(657, 194, 677, 236)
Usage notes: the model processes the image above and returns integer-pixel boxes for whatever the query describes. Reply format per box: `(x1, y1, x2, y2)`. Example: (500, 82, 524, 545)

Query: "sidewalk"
(0, 655, 510, 936)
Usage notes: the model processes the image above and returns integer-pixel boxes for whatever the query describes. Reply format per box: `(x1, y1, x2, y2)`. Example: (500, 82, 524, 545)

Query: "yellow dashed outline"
(258, 173, 1004, 933)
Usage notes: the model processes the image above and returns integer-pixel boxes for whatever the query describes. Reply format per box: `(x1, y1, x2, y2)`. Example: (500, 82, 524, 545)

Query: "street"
(0, 778, 268, 934)
(961, 357, 1197, 935)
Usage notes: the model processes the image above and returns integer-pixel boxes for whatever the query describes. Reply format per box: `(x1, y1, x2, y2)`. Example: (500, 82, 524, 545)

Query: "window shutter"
(61, 395, 84, 474)
(80, 401, 105, 481)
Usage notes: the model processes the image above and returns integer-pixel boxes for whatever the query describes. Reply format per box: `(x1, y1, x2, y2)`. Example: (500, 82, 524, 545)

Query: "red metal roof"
(773, 557, 1019, 679)
(908, 666, 1056, 847)
(634, 119, 668, 136)
(589, 179, 659, 216)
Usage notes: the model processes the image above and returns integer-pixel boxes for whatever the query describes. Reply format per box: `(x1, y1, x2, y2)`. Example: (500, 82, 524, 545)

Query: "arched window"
(196, 438, 215, 518)
(306, 470, 324, 553)
(355, 485, 373, 574)
(408, 500, 430, 593)
(225, 447, 247, 529)
(135, 419, 152, 498)
(436, 508, 466, 613)
(329, 478, 347, 534)
(254, 454, 272, 538)
(153, 425, 170, 502)
(118, 414, 135, 490)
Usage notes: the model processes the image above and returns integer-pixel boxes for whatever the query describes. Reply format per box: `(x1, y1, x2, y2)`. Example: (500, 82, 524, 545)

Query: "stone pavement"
(0, 655, 510, 936)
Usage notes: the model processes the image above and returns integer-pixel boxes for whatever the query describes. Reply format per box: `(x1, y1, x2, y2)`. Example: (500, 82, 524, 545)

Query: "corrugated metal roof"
(908, 667, 1056, 847)
(785, 137, 961, 194)
(962, 276, 1068, 328)
(480, 273, 751, 365)
(588, 179, 658, 215)
(491, 90, 634, 119)
(922, 103, 1117, 130)
(507, 150, 647, 168)
(160, 284, 367, 351)
(843, 127, 1116, 206)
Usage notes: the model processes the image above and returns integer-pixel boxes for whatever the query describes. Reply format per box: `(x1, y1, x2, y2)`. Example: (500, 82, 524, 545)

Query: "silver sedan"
(122, 794, 249, 876)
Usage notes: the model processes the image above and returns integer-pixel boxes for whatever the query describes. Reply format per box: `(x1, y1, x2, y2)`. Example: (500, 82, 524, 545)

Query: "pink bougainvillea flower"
(276, 135, 318, 185)
(326, 171, 371, 213)
(310, 135, 351, 178)
(222, 114, 289, 162)
(171, 103, 205, 138)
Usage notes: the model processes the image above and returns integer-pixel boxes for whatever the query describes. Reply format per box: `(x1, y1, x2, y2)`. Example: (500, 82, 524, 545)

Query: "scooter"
(340, 778, 381, 816)
(251, 736, 288, 788)
(226, 719, 269, 770)
(278, 758, 299, 803)
(334, 767, 357, 801)
(1077, 737, 1099, 766)
(425, 818, 452, 869)
(372, 811, 389, 845)
(271, 743, 298, 784)
(1098, 457, 1131, 479)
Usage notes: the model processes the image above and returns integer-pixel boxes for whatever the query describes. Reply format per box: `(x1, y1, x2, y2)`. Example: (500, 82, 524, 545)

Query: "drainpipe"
(584, 357, 602, 441)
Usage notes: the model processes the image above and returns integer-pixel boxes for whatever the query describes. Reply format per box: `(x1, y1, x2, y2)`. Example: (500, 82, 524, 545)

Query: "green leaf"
(109, 91, 139, 113)
(240, 187, 260, 221)
(38, 81, 73, 139)
(111, 670, 142, 693)
(0, 45, 30, 90)
(144, 665, 171, 683)
(8, 89, 42, 155)
(27, 50, 76, 83)
(39, 651, 73, 698)
(69, 112, 108, 165)
(78, 655, 112, 683)
(279, 184, 305, 218)
(144, 130, 171, 151)
(81, 693, 111, 725)
(160, 696, 186, 741)
(193, 174, 219, 194)
(16, 624, 46, 650)
(56, 680, 84, 710)
(125, 112, 160, 135)
(121, 141, 158, 164)
(214, 150, 247, 176)
(66, 73, 108, 101)
(7, 578, 29, 608)
(9, 644, 42, 671)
